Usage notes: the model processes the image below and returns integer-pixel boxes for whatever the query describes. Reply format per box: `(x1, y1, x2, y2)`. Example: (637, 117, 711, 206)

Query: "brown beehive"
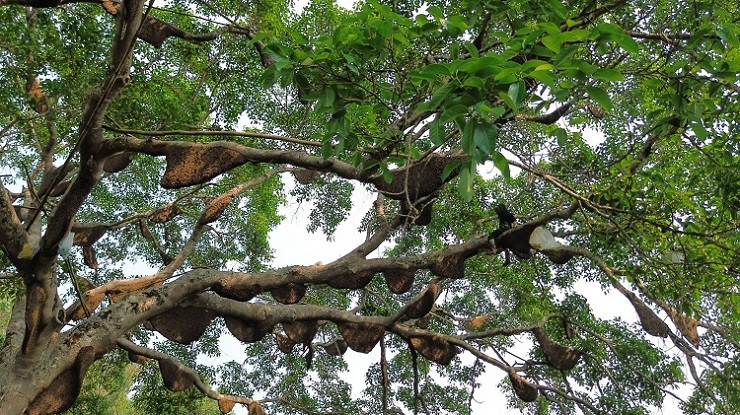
(405, 283, 439, 319)
(409, 337, 457, 365)
(532, 328, 581, 371)
(627, 294, 669, 338)
(213, 281, 258, 302)
(283, 320, 319, 344)
(337, 321, 385, 354)
(668, 308, 700, 346)
(383, 268, 416, 294)
(201, 194, 233, 224)
(72, 225, 107, 246)
(138, 16, 187, 48)
(103, 151, 133, 173)
(328, 270, 375, 290)
(430, 253, 466, 279)
(275, 333, 295, 354)
(218, 398, 236, 414)
(463, 314, 490, 331)
(373, 154, 462, 202)
(249, 401, 266, 415)
(147, 307, 215, 344)
(508, 371, 538, 402)
(149, 203, 183, 223)
(293, 168, 320, 185)
(270, 283, 306, 304)
(161, 144, 249, 189)
(224, 316, 271, 343)
(69, 291, 105, 321)
(25, 346, 95, 415)
(82, 245, 98, 269)
(323, 338, 348, 356)
(101, 2, 187, 49)
(158, 358, 193, 392)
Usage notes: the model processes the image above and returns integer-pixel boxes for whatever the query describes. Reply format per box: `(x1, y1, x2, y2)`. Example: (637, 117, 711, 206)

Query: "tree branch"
(103, 124, 323, 148)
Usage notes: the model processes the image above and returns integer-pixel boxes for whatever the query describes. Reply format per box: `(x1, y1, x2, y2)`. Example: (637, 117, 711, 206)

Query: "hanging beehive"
(405, 283, 439, 319)
(337, 321, 385, 354)
(626, 293, 669, 338)
(292, 168, 320, 185)
(147, 307, 215, 344)
(668, 308, 700, 346)
(328, 270, 375, 290)
(200, 194, 233, 224)
(383, 268, 416, 294)
(270, 283, 306, 304)
(508, 371, 538, 402)
(160, 144, 249, 189)
(430, 253, 466, 279)
(103, 151, 133, 173)
(218, 398, 236, 414)
(158, 358, 193, 392)
(409, 336, 457, 365)
(149, 203, 183, 223)
(25, 346, 95, 415)
(213, 281, 258, 302)
(283, 320, 319, 344)
(275, 333, 296, 354)
(224, 317, 272, 343)
(532, 328, 581, 371)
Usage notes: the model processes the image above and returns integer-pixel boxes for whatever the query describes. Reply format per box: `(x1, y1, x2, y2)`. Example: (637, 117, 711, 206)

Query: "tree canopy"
(0, 0, 738, 414)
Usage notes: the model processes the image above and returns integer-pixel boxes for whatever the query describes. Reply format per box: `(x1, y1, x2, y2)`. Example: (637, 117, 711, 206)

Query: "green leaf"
(552, 127, 568, 146)
(464, 41, 479, 58)
(458, 165, 474, 201)
(508, 82, 521, 105)
(615, 34, 639, 53)
(492, 151, 510, 180)
(321, 140, 333, 160)
(441, 158, 462, 180)
(461, 119, 476, 154)
(690, 119, 708, 140)
(497, 91, 517, 112)
(427, 6, 443, 20)
(474, 102, 505, 117)
(429, 120, 445, 146)
(586, 86, 613, 111)
(474, 119, 498, 156)
(529, 70, 556, 89)
(541, 36, 562, 53)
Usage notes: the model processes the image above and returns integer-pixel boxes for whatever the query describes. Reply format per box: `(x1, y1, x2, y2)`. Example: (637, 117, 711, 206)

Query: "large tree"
(0, 0, 738, 414)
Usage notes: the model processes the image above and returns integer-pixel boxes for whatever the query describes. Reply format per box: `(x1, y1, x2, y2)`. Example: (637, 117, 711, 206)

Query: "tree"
(0, 0, 738, 414)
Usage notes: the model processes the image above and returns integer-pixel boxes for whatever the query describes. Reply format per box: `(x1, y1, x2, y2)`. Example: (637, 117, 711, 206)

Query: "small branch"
(516, 102, 573, 125)
(116, 338, 255, 407)
(102, 124, 322, 148)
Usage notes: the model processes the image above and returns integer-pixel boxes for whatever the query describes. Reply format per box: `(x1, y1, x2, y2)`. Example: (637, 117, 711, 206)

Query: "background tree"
(0, 0, 738, 414)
